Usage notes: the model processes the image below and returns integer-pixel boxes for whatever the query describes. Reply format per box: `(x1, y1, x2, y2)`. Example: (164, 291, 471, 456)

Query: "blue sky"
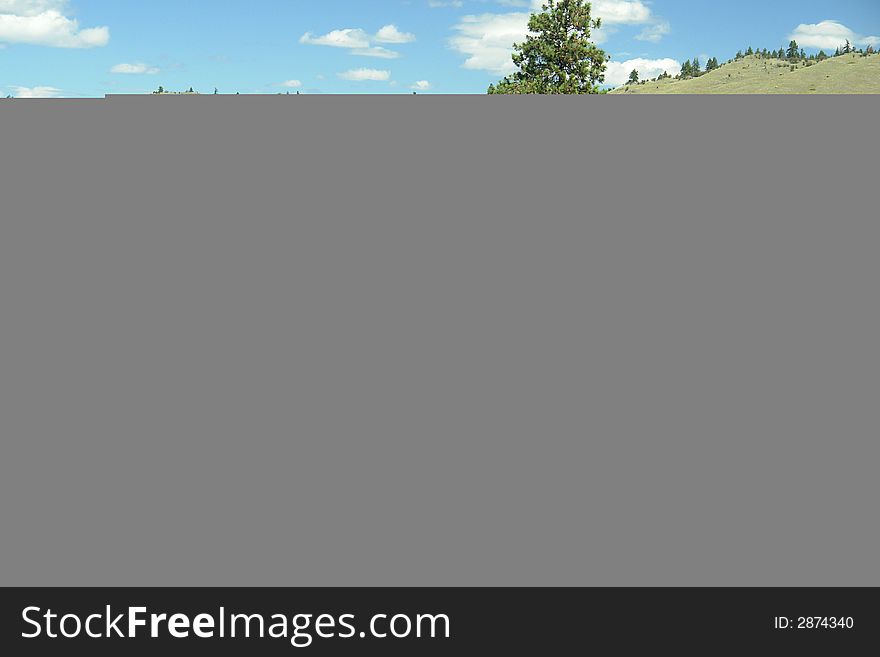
(2, 0, 878, 96)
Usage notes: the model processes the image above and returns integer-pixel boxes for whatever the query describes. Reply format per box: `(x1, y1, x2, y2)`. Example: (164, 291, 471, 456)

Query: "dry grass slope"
(611, 53, 880, 94)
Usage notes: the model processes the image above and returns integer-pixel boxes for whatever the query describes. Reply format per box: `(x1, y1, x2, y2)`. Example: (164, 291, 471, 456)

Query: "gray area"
(0, 96, 877, 586)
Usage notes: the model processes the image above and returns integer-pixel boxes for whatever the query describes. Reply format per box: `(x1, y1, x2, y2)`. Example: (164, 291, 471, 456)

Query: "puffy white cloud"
(110, 62, 159, 75)
(788, 20, 879, 51)
(337, 68, 391, 82)
(450, 12, 531, 75)
(410, 80, 432, 90)
(0, 0, 108, 48)
(587, 0, 653, 25)
(300, 24, 415, 59)
(352, 46, 400, 59)
(635, 20, 670, 43)
(300, 28, 371, 49)
(604, 57, 681, 87)
(11, 84, 61, 97)
(374, 24, 415, 44)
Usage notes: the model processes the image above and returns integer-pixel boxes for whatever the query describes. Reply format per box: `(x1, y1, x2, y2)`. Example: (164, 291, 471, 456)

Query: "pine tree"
(735, 50, 743, 60)
(692, 57, 701, 75)
(746, 46, 754, 56)
(488, 0, 607, 94)
(786, 40, 799, 59)
(628, 69, 639, 84)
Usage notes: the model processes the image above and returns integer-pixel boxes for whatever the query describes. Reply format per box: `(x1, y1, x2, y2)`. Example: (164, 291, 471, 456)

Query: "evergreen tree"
(746, 46, 754, 56)
(692, 57, 701, 75)
(786, 40, 799, 59)
(735, 50, 743, 60)
(799, 48, 806, 60)
(680, 60, 693, 78)
(628, 69, 640, 84)
(844, 40, 852, 54)
(488, 0, 607, 94)
(817, 50, 827, 61)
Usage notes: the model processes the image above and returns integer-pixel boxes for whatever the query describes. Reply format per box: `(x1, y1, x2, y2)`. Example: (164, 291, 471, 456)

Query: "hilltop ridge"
(612, 52, 880, 94)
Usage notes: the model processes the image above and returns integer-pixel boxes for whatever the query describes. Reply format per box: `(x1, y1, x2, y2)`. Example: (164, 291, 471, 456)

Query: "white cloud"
(374, 24, 415, 44)
(410, 80, 431, 90)
(0, 0, 109, 48)
(605, 57, 681, 87)
(300, 24, 415, 59)
(789, 20, 879, 51)
(352, 46, 400, 59)
(280, 79, 302, 88)
(11, 84, 61, 97)
(450, 12, 531, 75)
(338, 68, 391, 82)
(110, 62, 159, 75)
(635, 20, 670, 43)
(300, 28, 371, 49)
(587, 0, 653, 25)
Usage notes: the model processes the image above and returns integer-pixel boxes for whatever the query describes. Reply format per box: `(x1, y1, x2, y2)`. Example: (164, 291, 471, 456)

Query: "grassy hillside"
(612, 52, 880, 94)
